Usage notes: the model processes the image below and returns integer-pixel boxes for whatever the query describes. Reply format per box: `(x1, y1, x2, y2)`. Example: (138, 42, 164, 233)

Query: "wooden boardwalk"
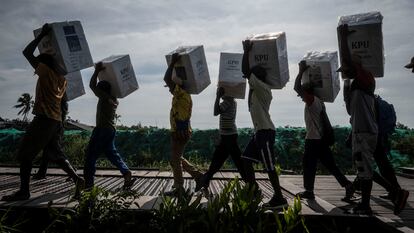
(0, 167, 413, 232)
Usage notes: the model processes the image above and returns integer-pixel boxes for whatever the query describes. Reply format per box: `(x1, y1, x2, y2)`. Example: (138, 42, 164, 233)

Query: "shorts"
(241, 129, 276, 172)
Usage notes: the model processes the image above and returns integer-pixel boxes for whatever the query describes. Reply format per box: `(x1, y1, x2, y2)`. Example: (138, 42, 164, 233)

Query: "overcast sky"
(0, 0, 413, 129)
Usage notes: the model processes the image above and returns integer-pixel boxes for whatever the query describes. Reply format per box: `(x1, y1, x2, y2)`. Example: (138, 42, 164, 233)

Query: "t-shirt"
(91, 85, 118, 129)
(248, 74, 275, 131)
(304, 96, 323, 139)
(170, 85, 192, 132)
(350, 89, 378, 134)
(219, 97, 237, 135)
(33, 63, 67, 122)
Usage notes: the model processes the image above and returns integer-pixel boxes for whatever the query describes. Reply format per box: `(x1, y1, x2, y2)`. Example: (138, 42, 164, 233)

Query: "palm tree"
(14, 93, 34, 121)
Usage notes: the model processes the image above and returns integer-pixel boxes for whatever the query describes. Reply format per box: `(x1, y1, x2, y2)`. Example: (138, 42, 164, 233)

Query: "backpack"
(375, 95, 397, 135)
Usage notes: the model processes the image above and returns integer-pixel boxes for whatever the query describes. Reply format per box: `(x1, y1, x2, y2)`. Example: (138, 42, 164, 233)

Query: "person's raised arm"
(242, 40, 253, 78)
(214, 87, 225, 116)
(89, 62, 106, 96)
(337, 24, 356, 77)
(164, 53, 180, 91)
(294, 60, 309, 97)
(23, 23, 51, 69)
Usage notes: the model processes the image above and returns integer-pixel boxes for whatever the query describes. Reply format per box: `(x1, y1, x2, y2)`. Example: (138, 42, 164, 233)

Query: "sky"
(0, 0, 413, 129)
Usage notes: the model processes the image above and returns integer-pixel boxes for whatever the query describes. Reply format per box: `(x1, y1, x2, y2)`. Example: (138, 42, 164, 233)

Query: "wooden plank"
(23, 193, 70, 207)
(210, 171, 222, 179)
(0, 192, 45, 207)
(221, 171, 238, 179)
(133, 170, 150, 177)
(144, 170, 160, 178)
(0, 169, 413, 232)
(106, 177, 124, 192)
(400, 167, 414, 175)
(156, 171, 172, 178)
(255, 172, 267, 179)
(209, 180, 221, 196)
(279, 178, 347, 216)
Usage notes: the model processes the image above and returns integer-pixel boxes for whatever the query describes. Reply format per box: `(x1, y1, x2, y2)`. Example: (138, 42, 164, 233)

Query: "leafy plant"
(44, 187, 141, 233)
(154, 189, 205, 233)
(153, 178, 309, 233)
(0, 208, 27, 233)
(274, 197, 309, 233)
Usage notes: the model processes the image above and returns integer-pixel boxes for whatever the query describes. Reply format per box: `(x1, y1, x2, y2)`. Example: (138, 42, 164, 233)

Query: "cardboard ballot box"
(34, 21, 94, 73)
(338, 11, 384, 77)
(245, 32, 289, 89)
(64, 71, 85, 101)
(165, 45, 210, 94)
(218, 53, 246, 99)
(302, 51, 340, 103)
(98, 55, 138, 98)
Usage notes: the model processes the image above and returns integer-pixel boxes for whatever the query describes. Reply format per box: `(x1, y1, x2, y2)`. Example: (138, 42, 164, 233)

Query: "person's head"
(97, 80, 111, 95)
(172, 74, 183, 86)
(301, 82, 314, 101)
(405, 57, 414, 73)
(37, 53, 57, 71)
(251, 66, 267, 82)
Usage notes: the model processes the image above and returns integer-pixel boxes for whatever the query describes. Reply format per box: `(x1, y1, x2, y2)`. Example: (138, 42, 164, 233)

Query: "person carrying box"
(33, 93, 73, 181)
(163, 53, 203, 197)
(338, 24, 378, 215)
(294, 60, 354, 201)
(1, 24, 84, 201)
(195, 87, 246, 192)
(240, 40, 288, 209)
(84, 62, 135, 190)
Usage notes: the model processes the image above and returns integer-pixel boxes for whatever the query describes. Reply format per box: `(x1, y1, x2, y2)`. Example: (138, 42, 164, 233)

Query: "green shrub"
(1, 126, 413, 174)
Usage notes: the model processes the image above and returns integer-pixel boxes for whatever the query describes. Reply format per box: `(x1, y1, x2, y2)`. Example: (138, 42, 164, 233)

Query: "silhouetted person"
(195, 87, 246, 192)
(83, 62, 135, 190)
(240, 40, 288, 209)
(163, 53, 202, 197)
(32, 94, 71, 180)
(339, 24, 378, 215)
(350, 97, 409, 215)
(294, 60, 354, 201)
(1, 24, 84, 202)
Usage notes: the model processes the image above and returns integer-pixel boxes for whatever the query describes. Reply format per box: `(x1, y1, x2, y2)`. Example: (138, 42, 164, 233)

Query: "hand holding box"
(218, 52, 246, 99)
(98, 55, 138, 98)
(34, 21, 93, 73)
(302, 51, 340, 103)
(245, 32, 290, 89)
(338, 11, 384, 77)
(165, 45, 211, 95)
